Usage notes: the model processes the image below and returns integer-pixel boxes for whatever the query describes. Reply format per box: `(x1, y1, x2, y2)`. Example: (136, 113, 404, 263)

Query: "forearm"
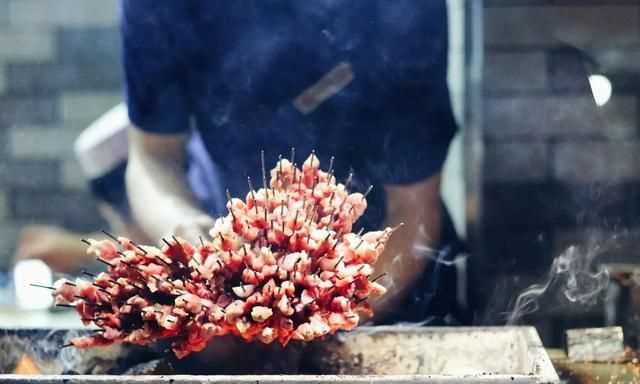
(126, 130, 208, 241)
(369, 175, 442, 321)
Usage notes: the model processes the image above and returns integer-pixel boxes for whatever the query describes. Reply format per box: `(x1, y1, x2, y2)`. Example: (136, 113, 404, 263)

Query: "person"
(122, 1, 458, 324)
(14, 104, 226, 274)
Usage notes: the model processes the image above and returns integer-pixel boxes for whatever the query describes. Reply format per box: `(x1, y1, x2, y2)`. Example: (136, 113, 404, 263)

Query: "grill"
(0, 326, 558, 383)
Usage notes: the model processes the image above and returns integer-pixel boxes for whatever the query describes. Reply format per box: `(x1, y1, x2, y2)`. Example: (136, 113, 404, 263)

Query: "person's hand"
(172, 214, 216, 244)
(14, 225, 91, 273)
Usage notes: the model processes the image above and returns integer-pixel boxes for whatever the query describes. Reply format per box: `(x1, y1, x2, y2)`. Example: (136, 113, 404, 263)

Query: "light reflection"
(588, 74, 612, 107)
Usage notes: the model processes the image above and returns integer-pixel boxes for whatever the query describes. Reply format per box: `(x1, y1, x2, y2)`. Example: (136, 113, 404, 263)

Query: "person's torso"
(174, 1, 448, 228)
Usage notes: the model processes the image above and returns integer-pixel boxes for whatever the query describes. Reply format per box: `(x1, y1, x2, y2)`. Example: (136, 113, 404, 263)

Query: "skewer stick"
(356, 228, 364, 236)
(310, 149, 317, 168)
(81, 238, 91, 246)
(345, 172, 354, 189)
(96, 257, 114, 267)
(225, 189, 236, 221)
(162, 238, 172, 249)
(362, 185, 373, 200)
(327, 156, 335, 176)
(293, 162, 298, 187)
(30, 283, 55, 290)
(290, 147, 295, 164)
(333, 256, 344, 269)
(56, 303, 75, 308)
(101, 230, 121, 244)
(260, 149, 267, 191)
(199, 236, 205, 247)
(81, 270, 96, 278)
(63, 281, 77, 287)
(278, 154, 283, 181)
(61, 343, 74, 349)
(130, 240, 148, 255)
(247, 177, 258, 214)
(371, 272, 387, 282)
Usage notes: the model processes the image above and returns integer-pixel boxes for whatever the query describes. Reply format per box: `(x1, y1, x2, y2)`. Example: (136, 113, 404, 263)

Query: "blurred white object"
(73, 103, 130, 180)
(14, 259, 54, 310)
(588, 74, 612, 106)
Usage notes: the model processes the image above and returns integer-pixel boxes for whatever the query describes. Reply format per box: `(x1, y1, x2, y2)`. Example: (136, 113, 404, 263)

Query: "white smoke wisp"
(507, 242, 611, 325)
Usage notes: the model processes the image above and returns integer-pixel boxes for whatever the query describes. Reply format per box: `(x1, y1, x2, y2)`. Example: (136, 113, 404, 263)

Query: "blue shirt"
(121, 1, 457, 230)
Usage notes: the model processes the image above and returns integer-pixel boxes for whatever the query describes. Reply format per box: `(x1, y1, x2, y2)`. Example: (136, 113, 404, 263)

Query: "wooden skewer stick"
(96, 257, 114, 267)
(327, 156, 335, 175)
(61, 343, 74, 349)
(333, 256, 345, 269)
(290, 147, 296, 164)
(293, 162, 298, 187)
(56, 303, 76, 308)
(81, 270, 97, 278)
(363, 185, 373, 200)
(101, 230, 121, 244)
(30, 283, 55, 290)
(260, 149, 267, 190)
(129, 240, 148, 255)
(345, 172, 354, 189)
(371, 272, 387, 282)
(81, 238, 92, 246)
(225, 189, 236, 221)
(247, 176, 258, 214)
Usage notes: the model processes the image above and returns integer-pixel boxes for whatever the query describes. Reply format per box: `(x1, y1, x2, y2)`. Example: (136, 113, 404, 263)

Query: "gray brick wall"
(478, 0, 640, 340)
(0, 0, 119, 269)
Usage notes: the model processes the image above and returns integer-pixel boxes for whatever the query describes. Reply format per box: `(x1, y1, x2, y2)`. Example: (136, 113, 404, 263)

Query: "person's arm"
(369, 174, 442, 321)
(126, 127, 214, 242)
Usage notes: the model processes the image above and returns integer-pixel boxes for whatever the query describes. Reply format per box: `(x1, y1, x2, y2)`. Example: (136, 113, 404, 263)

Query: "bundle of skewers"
(34, 152, 397, 358)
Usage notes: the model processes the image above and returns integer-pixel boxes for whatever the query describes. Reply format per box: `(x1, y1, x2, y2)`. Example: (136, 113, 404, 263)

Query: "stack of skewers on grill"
(34, 153, 397, 358)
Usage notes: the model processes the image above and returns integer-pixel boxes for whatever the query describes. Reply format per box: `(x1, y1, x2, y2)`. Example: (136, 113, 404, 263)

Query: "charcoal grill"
(0, 326, 559, 383)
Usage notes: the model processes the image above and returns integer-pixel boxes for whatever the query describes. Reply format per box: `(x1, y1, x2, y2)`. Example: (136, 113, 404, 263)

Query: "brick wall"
(477, 0, 640, 334)
(0, 0, 121, 269)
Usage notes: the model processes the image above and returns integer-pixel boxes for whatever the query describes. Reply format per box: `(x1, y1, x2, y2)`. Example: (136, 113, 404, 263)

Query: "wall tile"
(10, 189, 105, 231)
(57, 27, 120, 66)
(485, 52, 547, 92)
(8, 0, 118, 27)
(0, 160, 61, 188)
(0, 191, 7, 220)
(0, 29, 55, 62)
(485, 6, 640, 47)
(8, 126, 83, 159)
(61, 91, 122, 124)
(484, 140, 548, 182)
(61, 159, 88, 190)
(6, 62, 122, 94)
(485, 95, 637, 139)
(0, 221, 21, 270)
(0, 96, 59, 127)
(553, 140, 640, 182)
(483, 182, 634, 231)
(0, 64, 5, 94)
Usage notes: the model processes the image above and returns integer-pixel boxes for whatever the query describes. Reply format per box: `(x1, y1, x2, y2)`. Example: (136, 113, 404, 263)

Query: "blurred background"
(0, 0, 639, 347)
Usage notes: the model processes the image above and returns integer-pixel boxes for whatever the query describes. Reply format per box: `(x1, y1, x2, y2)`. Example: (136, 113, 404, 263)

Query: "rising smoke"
(506, 234, 620, 325)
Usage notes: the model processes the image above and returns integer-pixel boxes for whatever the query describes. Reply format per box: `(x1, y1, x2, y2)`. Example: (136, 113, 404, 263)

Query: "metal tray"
(0, 326, 559, 383)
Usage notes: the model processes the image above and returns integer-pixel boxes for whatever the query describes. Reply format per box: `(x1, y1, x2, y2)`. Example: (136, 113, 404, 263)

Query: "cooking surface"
(0, 326, 559, 383)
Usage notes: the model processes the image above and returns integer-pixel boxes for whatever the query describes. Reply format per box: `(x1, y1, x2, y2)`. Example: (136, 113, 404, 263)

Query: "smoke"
(506, 237, 615, 325)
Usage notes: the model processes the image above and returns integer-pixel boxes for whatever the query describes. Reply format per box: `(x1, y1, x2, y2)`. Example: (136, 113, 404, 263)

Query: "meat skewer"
(47, 152, 399, 358)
